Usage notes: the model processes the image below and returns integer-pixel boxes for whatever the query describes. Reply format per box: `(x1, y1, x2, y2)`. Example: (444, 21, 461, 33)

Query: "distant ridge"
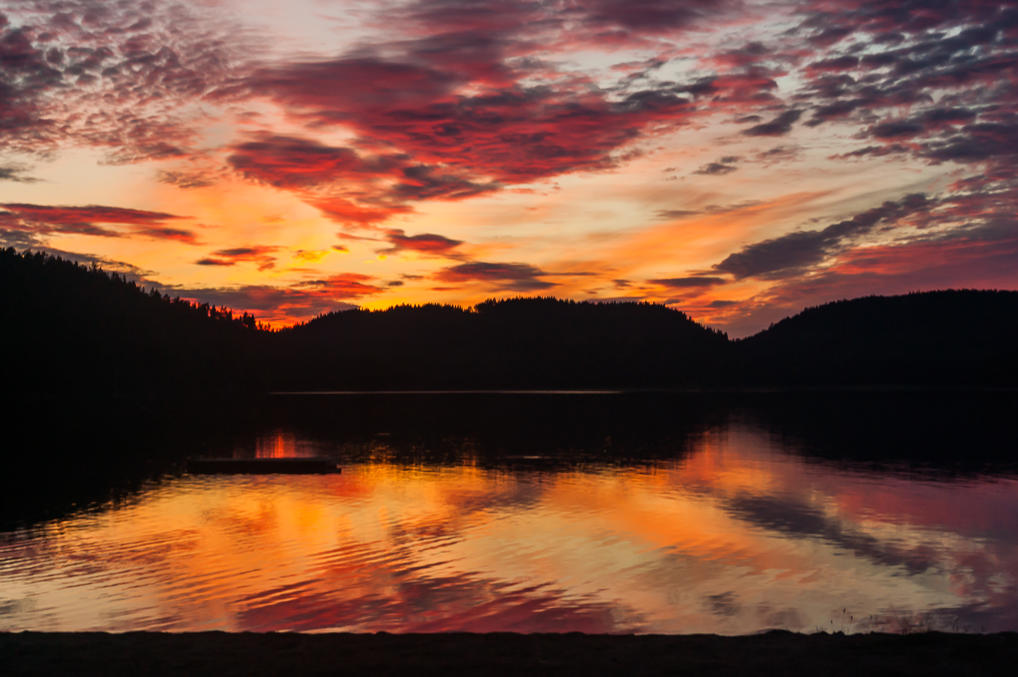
(740, 290, 1018, 386)
(3, 248, 1017, 391)
(273, 296, 729, 389)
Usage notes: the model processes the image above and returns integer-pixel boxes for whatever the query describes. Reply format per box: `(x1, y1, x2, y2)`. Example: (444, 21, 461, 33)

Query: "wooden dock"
(185, 457, 341, 474)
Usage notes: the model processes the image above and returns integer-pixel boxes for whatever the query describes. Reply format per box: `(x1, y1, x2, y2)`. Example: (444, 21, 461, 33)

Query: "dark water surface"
(2, 392, 1017, 634)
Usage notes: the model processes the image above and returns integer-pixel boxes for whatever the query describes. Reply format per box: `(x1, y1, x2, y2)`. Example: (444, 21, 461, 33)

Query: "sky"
(2, 0, 1017, 336)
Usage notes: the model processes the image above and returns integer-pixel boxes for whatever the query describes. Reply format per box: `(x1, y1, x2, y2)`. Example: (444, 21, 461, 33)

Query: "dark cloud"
(742, 109, 803, 136)
(655, 200, 765, 221)
(380, 229, 463, 256)
(715, 230, 832, 280)
(724, 492, 937, 574)
(0, 203, 197, 242)
(157, 170, 215, 189)
(227, 135, 379, 189)
(290, 273, 381, 298)
(870, 119, 925, 139)
(173, 284, 363, 319)
(789, 0, 1018, 184)
(757, 145, 799, 162)
(831, 144, 910, 160)
(693, 156, 739, 175)
(650, 276, 727, 288)
(0, 23, 62, 145)
(678, 72, 780, 105)
(922, 107, 978, 126)
(225, 133, 497, 225)
(702, 200, 762, 214)
(195, 246, 278, 270)
(0, 2, 241, 161)
(583, 0, 733, 31)
(714, 194, 931, 279)
(391, 165, 498, 201)
(806, 55, 859, 73)
(920, 117, 1018, 164)
(590, 295, 648, 304)
(435, 261, 556, 291)
(0, 164, 39, 182)
(169, 272, 382, 322)
(0, 226, 44, 248)
(655, 209, 700, 220)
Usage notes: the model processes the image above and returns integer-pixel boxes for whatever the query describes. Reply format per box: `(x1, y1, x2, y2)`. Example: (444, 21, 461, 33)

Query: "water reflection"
(253, 431, 318, 459)
(2, 422, 1016, 634)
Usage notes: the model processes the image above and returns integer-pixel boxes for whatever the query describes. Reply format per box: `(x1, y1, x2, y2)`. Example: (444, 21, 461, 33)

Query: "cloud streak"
(435, 261, 557, 291)
(1, 203, 197, 242)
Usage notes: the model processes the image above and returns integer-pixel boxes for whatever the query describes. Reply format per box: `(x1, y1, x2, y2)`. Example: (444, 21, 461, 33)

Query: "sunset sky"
(2, 0, 1017, 335)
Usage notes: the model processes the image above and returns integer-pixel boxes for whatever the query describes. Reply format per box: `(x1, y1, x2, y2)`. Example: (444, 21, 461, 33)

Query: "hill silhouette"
(1, 247, 264, 398)
(739, 291, 1018, 386)
(3, 248, 1018, 392)
(271, 297, 730, 389)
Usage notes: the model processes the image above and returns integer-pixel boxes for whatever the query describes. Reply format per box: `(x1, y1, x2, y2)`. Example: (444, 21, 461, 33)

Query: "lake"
(2, 392, 1017, 634)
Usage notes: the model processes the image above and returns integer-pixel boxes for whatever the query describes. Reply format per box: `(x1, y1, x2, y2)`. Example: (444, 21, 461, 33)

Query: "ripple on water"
(3, 430, 1018, 633)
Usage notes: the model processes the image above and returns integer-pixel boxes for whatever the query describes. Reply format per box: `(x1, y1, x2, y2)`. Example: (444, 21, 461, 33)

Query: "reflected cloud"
(2, 421, 1017, 634)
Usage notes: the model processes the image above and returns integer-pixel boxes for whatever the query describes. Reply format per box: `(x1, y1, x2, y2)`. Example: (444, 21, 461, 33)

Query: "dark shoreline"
(3, 631, 1017, 676)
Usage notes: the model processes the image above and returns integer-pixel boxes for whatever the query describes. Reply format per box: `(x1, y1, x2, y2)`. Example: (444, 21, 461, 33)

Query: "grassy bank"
(3, 631, 1017, 676)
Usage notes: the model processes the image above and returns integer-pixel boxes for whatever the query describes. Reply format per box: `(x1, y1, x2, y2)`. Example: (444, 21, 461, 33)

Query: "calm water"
(2, 394, 1018, 634)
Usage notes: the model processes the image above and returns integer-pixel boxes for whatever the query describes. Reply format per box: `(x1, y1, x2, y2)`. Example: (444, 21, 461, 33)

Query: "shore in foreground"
(3, 631, 1017, 676)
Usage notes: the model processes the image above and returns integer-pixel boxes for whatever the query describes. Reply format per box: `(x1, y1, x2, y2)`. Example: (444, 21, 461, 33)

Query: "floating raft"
(186, 457, 342, 475)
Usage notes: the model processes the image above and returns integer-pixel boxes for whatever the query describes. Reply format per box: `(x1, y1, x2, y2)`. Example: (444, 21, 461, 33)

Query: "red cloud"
(227, 135, 389, 188)
(226, 134, 494, 225)
(292, 272, 381, 298)
(435, 261, 556, 291)
(381, 229, 463, 256)
(247, 68, 694, 185)
(195, 246, 279, 270)
(230, 0, 796, 227)
(175, 273, 383, 326)
(1, 2, 238, 161)
(0, 203, 197, 242)
(310, 196, 411, 226)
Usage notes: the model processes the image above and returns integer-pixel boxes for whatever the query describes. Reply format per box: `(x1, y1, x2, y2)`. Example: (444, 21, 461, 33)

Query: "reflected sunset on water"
(4, 422, 1015, 634)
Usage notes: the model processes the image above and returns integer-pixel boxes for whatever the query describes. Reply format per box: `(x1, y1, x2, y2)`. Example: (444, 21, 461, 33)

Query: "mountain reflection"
(2, 419, 1016, 634)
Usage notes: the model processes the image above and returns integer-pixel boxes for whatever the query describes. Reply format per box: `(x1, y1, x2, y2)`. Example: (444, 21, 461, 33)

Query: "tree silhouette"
(3, 248, 1017, 393)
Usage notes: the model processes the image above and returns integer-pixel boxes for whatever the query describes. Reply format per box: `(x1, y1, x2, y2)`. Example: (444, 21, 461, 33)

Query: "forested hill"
(1, 248, 264, 397)
(0, 248, 729, 391)
(4, 248, 1018, 391)
(738, 290, 1018, 386)
(272, 298, 731, 389)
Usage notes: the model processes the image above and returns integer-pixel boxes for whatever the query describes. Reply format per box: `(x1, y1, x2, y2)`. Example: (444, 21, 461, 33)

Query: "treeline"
(1, 248, 265, 398)
(271, 297, 730, 389)
(739, 290, 1018, 386)
(3, 248, 1018, 394)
